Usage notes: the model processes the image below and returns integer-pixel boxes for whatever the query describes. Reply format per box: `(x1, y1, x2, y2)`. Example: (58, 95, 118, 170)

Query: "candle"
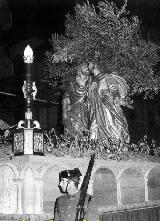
(24, 45, 33, 63)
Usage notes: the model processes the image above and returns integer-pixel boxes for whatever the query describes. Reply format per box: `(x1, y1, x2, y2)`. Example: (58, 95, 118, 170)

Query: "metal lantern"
(13, 45, 44, 156)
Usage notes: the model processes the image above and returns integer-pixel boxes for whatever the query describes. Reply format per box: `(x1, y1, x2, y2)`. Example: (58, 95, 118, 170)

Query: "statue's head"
(76, 63, 90, 87)
(89, 62, 100, 77)
(77, 62, 89, 76)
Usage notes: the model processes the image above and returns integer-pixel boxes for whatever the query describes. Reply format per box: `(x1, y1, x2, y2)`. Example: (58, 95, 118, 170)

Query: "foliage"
(0, 135, 13, 160)
(44, 0, 160, 98)
(1, 131, 160, 162)
(43, 128, 160, 162)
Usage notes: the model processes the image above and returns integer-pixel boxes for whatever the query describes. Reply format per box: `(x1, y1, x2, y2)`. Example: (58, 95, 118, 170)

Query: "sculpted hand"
(114, 97, 124, 106)
(89, 82, 97, 91)
(64, 98, 70, 110)
(63, 98, 70, 119)
(88, 82, 97, 98)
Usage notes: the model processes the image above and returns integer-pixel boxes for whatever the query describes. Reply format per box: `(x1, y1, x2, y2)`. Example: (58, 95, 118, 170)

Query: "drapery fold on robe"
(63, 80, 91, 134)
(89, 74, 130, 144)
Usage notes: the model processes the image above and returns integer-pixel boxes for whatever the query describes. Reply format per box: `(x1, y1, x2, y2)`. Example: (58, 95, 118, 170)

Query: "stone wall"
(0, 155, 160, 217)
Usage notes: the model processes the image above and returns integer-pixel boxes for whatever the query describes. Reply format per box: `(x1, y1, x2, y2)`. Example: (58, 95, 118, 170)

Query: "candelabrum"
(13, 45, 44, 155)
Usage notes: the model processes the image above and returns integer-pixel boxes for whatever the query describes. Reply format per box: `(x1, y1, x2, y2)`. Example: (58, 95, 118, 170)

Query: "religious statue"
(62, 63, 92, 135)
(62, 62, 130, 145)
(88, 63, 130, 145)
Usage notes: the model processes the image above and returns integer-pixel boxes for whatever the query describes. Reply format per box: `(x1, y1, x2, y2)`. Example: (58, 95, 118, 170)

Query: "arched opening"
(43, 166, 64, 214)
(148, 167, 160, 200)
(0, 165, 17, 213)
(93, 167, 117, 207)
(121, 167, 145, 204)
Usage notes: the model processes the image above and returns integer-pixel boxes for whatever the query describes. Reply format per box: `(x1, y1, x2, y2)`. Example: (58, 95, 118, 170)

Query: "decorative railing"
(98, 200, 160, 214)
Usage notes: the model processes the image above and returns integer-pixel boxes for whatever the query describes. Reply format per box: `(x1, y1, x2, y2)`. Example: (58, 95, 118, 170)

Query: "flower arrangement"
(0, 129, 160, 162)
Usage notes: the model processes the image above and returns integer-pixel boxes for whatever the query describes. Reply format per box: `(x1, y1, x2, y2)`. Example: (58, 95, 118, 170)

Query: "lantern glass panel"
(34, 129, 44, 155)
(13, 129, 24, 155)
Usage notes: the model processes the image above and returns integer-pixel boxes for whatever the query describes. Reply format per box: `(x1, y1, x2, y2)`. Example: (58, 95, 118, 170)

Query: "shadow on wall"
(121, 168, 145, 204)
(148, 168, 160, 201)
(93, 168, 117, 207)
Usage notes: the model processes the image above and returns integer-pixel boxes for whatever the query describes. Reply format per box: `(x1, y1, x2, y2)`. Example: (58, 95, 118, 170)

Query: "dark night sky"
(2, 0, 160, 99)
(5, 0, 160, 45)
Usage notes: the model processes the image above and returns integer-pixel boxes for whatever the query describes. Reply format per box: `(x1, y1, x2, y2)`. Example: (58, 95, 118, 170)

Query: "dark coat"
(54, 192, 98, 221)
